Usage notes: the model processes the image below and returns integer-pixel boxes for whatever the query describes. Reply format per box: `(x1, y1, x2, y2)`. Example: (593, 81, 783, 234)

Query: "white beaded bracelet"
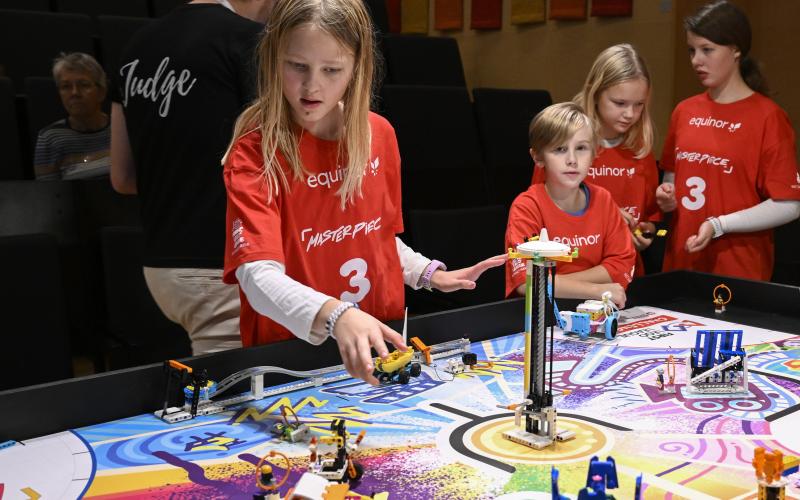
(706, 216, 724, 239)
(325, 302, 357, 339)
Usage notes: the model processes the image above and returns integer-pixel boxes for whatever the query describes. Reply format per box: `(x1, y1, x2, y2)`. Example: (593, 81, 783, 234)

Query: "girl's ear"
(530, 148, 543, 167)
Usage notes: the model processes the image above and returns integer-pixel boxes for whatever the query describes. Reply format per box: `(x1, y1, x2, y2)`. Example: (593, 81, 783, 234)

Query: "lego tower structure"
(503, 231, 576, 449)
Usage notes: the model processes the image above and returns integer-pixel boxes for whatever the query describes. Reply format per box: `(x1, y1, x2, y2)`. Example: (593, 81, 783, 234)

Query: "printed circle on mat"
(0, 431, 94, 499)
(464, 416, 612, 465)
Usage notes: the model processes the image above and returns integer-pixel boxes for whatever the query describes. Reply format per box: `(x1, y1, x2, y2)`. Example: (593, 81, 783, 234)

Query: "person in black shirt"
(110, 0, 272, 354)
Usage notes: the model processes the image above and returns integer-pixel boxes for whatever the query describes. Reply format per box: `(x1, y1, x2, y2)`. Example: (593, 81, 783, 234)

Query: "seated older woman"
(34, 52, 111, 180)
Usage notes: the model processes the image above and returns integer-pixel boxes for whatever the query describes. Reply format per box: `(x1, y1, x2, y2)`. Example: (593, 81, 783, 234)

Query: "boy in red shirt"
(532, 44, 660, 278)
(507, 102, 636, 307)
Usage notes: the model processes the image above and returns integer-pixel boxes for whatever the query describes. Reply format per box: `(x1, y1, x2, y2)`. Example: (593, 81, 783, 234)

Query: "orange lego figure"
(752, 447, 787, 500)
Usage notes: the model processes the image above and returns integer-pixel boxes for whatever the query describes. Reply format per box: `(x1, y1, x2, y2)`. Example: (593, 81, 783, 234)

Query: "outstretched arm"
(430, 254, 507, 292)
(236, 260, 407, 386)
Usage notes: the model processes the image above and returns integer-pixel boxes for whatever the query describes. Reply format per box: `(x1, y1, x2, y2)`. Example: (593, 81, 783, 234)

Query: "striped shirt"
(33, 118, 111, 180)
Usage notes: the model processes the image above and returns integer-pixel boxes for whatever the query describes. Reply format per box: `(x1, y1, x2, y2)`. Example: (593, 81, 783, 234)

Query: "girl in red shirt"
(221, 0, 503, 385)
(656, 0, 800, 280)
(507, 102, 636, 307)
(533, 44, 660, 277)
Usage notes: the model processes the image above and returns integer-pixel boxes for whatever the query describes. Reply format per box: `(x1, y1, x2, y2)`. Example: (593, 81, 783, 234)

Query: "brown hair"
(685, 0, 767, 94)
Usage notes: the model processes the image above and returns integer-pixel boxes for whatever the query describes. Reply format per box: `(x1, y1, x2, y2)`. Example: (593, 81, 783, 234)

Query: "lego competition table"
(1, 271, 799, 499)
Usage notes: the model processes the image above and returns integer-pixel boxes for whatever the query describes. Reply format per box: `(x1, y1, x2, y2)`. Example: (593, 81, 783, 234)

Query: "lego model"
(686, 330, 748, 395)
(753, 447, 789, 500)
(271, 406, 310, 443)
(633, 227, 667, 239)
(308, 419, 366, 483)
(443, 353, 494, 375)
(373, 347, 422, 384)
(254, 449, 291, 500)
(713, 283, 732, 314)
(156, 360, 213, 423)
(557, 291, 620, 340)
(410, 336, 471, 366)
(551, 456, 642, 500)
(502, 229, 577, 449)
(154, 361, 351, 424)
(656, 354, 677, 393)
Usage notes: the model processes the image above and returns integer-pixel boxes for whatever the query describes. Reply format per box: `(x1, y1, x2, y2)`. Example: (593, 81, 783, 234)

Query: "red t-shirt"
(660, 92, 800, 280)
(505, 183, 636, 297)
(532, 145, 661, 277)
(223, 113, 406, 346)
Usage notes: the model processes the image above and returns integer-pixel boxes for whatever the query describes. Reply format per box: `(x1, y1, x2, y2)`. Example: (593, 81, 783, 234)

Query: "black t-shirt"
(111, 4, 262, 268)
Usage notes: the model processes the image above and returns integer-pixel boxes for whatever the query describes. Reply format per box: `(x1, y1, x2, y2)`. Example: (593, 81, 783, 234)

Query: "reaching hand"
(632, 221, 655, 251)
(429, 254, 507, 293)
(332, 307, 407, 385)
(619, 207, 636, 229)
(594, 283, 626, 309)
(656, 182, 677, 213)
(685, 220, 714, 253)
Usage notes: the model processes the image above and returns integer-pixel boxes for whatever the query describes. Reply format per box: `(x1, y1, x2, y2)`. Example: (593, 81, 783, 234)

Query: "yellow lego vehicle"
(373, 348, 421, 384)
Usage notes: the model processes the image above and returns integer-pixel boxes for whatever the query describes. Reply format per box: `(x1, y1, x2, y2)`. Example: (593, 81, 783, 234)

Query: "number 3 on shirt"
(681, 176, 706, 211)
(340, 258, 371, 303)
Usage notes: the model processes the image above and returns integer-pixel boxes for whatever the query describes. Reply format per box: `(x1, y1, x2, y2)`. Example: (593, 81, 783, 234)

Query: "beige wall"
(422, 0, 800, 162)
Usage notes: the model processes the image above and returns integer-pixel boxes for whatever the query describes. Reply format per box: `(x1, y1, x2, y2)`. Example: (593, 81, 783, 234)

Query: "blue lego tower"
(688, 330, 747, 394)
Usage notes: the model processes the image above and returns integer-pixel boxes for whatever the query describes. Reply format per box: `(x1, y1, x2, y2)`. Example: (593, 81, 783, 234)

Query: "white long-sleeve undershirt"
(235, 237, 432, 344)
(660, 171, 800, 234)
(719, 199, 800, 234)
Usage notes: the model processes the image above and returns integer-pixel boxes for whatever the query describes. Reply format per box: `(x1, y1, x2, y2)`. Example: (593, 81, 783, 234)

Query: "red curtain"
(435, 0, 463, 30)
(591, 0, 633, 17)
(471, 0, 502, 30)
(386, 0, 401, 33)
(549, 0, 587, 20)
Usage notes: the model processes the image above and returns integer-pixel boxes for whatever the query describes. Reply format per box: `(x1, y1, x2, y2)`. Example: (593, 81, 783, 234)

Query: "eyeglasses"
(57, 80, 96, 93)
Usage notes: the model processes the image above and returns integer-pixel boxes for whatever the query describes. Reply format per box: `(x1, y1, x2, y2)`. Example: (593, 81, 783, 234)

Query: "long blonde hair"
(575, 44, 654, 159)
(224, 0, 376, 208)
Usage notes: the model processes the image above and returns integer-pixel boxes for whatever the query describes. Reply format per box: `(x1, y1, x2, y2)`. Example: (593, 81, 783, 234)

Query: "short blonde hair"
(575, 44, 653, 158)
(528, 102, 596, 156)
(52, 52, 107, 92)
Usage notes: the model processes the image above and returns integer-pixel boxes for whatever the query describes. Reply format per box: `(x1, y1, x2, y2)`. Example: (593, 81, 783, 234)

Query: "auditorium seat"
(472, 87, 553, 206)
(55, 0, 149, 18)
(406, 205, 508, 313)
(0, 0, 51, 11)
(101, 226, 192, 369)
(0, 233, 73, 391)
(0, 78, 24, 180)
(380, 84, 488, 209)
(24, 77, 63, 154)
(364, 0, 389, 35)
(382, 35, 466, 87)
(0, 10, 93, 89)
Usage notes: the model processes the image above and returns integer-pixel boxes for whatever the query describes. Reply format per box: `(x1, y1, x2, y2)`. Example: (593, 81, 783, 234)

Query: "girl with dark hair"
(656, 0, 800, 281)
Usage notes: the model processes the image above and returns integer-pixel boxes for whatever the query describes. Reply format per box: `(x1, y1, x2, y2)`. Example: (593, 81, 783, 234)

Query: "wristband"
(420, 259, 447, 291)
(325, 302, 357, 339)
(706, 216, 724, 239)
